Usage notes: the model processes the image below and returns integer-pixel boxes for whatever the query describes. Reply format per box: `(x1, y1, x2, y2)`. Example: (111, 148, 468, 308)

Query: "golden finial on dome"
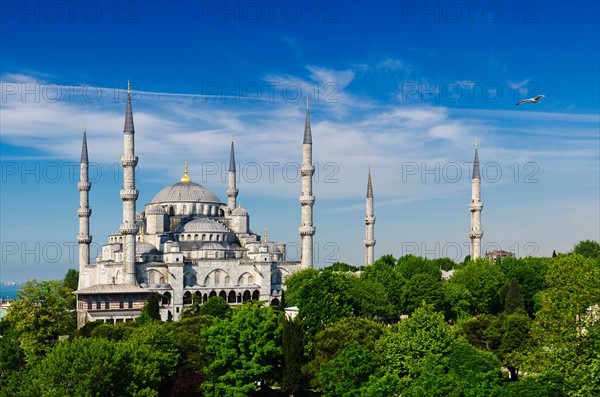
(264, 226, 268, 243)
(180, 160, 191, 183)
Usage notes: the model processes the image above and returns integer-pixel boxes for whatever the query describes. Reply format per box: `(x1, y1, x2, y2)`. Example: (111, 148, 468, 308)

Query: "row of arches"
(182, 289, 260, 304)
(163, 204, 224, 217)
(177, 233, 232, 242)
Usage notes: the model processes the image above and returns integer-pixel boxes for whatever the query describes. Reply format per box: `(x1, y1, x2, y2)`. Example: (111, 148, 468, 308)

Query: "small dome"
(176, 217, 229, 233)
(151, 182, 221, 204)
(146, 205, 166, 215)
(232, 206, 248, 216)
(201, 242, 227, 250)
(137, 242, 158, 254)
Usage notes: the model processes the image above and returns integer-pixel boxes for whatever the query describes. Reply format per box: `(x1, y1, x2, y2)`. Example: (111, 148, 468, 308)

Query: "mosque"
(74, 84, 483, 327)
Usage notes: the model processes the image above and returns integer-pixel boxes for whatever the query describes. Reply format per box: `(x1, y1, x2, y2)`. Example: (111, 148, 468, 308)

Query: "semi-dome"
(176, 217, 229, 233)
(151, 182, 221, 204)
(146, 204, 167, 215)
(137, 241, 158, 254)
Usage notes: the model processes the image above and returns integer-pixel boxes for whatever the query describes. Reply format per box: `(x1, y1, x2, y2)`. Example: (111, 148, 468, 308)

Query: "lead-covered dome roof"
(175, 217, 229, 233)
(151, 182, 221, 204)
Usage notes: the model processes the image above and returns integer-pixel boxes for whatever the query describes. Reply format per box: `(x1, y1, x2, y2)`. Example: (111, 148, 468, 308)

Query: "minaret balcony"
(468, 230, 484, 238)
(226, 187, 239, 196)
(365, 216, 376, 224)
(120, 223, 138, 235)
(299, 225, 316, 236)
(120, 155, 138, 167)
(364, 239, 376, 246)
(77, 234, 92, 244)
(77, 181, 91, 191)
(469, 202, 483, 211)
(77, 208, 92, 217)
(299, 196, 315, 206)
(120, 189, 139, 201)
(300, 165, 315, 177)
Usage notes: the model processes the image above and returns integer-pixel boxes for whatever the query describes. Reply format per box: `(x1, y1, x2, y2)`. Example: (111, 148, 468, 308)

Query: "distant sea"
(0, 284, 21, 300)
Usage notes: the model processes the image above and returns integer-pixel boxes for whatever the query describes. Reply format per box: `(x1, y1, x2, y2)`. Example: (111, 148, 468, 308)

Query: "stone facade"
(75, 88, 307, 327)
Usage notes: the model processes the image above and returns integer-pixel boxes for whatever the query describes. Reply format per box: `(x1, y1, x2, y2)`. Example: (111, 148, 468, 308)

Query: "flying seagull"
(515, 95, 546, 106)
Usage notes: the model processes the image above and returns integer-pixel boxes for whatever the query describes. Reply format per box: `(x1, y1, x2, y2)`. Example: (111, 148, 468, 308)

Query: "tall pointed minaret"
(120, 81, 139, 285)
(299, 98, 316, 268)
(364, 166, 376, 265)
(226, 134, 238, 210)
(77, 121, 92, 289)
(469, 139, 484, 260)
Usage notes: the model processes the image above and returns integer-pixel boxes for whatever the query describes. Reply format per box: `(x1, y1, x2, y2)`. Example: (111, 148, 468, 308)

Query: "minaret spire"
(77, 122, 92, 289)
(299, 97, 316, 268)
(120, 82, 139, 285)
(469, 139, 484, 260)
(227, 133, 238, 209)
(365, 166, 376, 265)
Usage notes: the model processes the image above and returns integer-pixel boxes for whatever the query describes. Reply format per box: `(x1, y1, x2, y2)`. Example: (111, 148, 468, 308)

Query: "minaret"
(364, 166, 376, 265)
(77, 122, 92, 289)
(469, 139, 484, 260)
(299, 98, 316, 268)
(120, 81, 139, 285)
(226, 134, 238, 209)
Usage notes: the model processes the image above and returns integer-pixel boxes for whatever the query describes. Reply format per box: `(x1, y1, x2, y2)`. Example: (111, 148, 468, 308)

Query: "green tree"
(138, 293, 162, 323)
(360, 255, 405, 317)
(498, 257, 548, 316)
(199, 296, 231, 319)
(447, 259, 506, 315)
(307, 317, 384, 387)
(0, 324, 25, 396)
(317, 343, 376, 397)
(502, 278, 525, 314)
(117, 323, 180, 396)
(4, 279, 76, 358)
(22, 337, 124, 397)
(282, 268, 319, 307)
(202, 301, 282, 397)
(62, 269, 79, 292)
(282, 317, 305, 394)
(525, 254, 600, 394)
(287, 270, 359, 340)
(163, 316, 214, 397)
(572, 239, 600, 259)
(401, 272, 445, 314)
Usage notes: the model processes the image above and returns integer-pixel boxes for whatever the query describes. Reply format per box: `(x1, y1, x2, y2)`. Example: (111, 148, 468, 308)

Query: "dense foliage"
(1, 240, 599, 396)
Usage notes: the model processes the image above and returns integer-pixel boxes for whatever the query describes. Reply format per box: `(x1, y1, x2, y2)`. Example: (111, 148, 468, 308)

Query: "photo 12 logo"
(401, 161, 539, 184)
(399, 1, 540, 24)
(199, 1, 339, 24)
(400, 241, 540, 262)
(0, 1, 140, 23)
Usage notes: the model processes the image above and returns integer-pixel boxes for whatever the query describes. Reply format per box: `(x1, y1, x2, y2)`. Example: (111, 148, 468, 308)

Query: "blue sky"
(1, 1, 599, 282)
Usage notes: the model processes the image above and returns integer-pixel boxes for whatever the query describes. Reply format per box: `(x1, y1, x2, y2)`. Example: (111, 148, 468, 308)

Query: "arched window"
(162, 292, 171, 305)
(228, 291, 236, 303)
(252, 290, 260, 301)
(243, 290, 251, 302)
(219, 290, 227, 300)
(183, 291, 192, 305)
(209, 291, 217, 298)
(203, 293, 208, 303)
(271, 298, 280, 307)
(194, 234, 199, 241)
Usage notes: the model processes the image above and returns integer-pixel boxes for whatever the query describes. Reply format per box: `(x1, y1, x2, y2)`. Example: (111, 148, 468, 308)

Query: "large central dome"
(151, 182, 221, 204)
